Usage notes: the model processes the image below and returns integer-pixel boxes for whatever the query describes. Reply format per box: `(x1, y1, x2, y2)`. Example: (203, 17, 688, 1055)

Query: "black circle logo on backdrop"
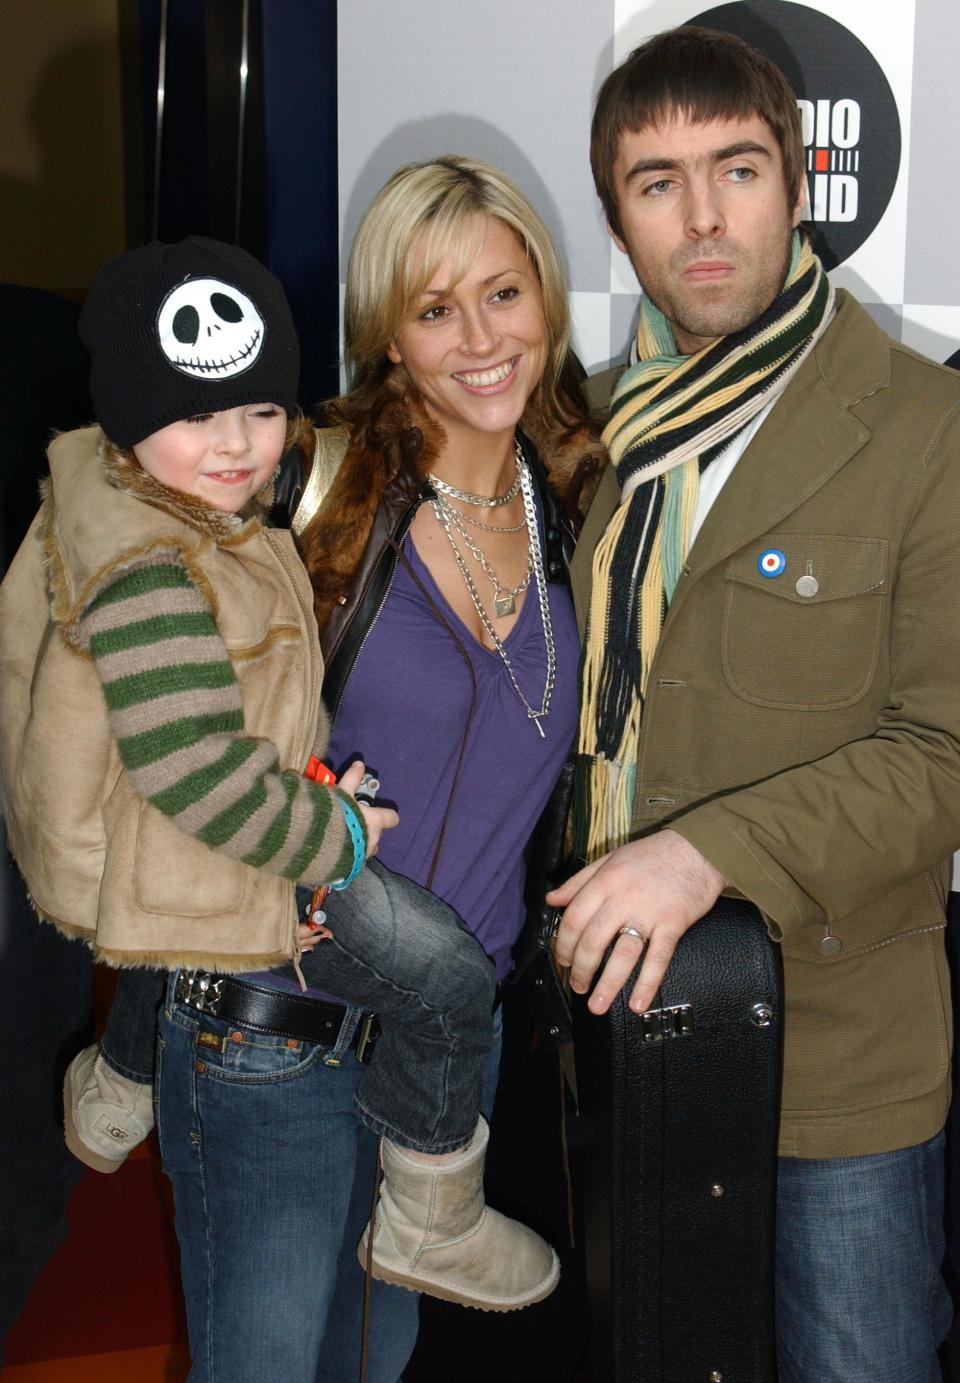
(687, 1, 901, 270)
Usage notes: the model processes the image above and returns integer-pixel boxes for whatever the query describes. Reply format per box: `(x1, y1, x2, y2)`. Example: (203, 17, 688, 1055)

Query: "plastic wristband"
(331, 794, 365, 891)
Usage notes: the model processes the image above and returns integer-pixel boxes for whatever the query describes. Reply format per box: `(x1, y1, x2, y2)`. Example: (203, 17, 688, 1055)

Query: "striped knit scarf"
(571, 234, 834, 863)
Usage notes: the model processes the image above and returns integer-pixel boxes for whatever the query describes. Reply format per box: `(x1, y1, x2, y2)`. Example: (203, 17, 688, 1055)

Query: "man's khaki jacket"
(574, 291, 960, 1157)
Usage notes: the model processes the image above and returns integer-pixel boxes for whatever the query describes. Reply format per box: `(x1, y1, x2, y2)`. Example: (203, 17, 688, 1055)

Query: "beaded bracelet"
(331, 794, 365, 891)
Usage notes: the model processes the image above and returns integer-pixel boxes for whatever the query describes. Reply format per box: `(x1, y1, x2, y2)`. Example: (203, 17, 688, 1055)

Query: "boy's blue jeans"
(103, 858, 496, 1152)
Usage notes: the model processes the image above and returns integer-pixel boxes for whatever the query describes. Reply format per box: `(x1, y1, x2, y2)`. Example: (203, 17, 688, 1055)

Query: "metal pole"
(234, 0, 250, 243)
(151, 0, 169, 239)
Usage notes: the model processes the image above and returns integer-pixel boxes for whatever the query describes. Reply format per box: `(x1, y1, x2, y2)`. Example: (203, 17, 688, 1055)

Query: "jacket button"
(819, 935, 843, 957)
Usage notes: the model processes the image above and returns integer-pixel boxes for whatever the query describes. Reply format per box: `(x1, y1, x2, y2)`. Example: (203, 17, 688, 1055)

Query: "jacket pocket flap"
(726, 534, 888, 604)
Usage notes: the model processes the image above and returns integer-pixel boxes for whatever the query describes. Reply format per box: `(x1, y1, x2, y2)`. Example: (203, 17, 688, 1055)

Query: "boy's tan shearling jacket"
(575, 293, 960, 1158)
(0, 425, 326, 970)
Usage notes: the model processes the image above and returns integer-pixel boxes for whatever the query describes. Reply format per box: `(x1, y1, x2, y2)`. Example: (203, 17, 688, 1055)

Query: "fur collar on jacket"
(102, 441, 265, 545)
(38, 427, 270, 652)
(297, 378, 603, 630)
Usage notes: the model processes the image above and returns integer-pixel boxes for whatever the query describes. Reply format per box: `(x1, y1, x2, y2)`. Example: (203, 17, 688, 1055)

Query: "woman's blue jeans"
(776, 1131, 952, 1382)
(157, 976, 502, 1383)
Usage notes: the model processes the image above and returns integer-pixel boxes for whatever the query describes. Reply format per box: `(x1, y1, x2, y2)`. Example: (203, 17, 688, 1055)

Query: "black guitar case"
(574, 895, 784, 1383)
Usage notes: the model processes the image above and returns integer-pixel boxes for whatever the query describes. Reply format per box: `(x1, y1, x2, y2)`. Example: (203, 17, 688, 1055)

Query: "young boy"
(0, 238, 557, 1312)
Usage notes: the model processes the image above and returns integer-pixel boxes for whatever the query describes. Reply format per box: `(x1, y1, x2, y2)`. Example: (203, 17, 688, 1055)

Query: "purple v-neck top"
(324, 532, 579, 979)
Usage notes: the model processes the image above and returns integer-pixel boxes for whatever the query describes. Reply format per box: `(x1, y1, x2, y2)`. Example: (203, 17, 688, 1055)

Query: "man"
(551, 25, 957, 1381)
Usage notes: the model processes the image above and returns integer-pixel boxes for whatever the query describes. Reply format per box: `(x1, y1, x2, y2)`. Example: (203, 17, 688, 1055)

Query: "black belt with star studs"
(174, 970, 380, 1062)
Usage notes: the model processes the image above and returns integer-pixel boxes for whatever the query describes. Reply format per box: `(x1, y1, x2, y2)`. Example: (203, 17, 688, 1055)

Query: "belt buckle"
(176, 970, 224, 1016)
(354, 1013, 378, 1064)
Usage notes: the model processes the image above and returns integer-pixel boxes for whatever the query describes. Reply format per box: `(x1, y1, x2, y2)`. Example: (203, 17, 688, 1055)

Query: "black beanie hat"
(79, 237, 300, 448)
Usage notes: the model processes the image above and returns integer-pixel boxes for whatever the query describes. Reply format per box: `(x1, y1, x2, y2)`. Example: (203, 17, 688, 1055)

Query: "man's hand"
(547, 830, 725, 1016)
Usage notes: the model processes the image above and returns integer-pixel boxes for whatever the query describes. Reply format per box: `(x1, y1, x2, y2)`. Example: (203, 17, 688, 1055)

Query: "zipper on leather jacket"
(328, 494, 426, 720)
(331, 563, 398, 719)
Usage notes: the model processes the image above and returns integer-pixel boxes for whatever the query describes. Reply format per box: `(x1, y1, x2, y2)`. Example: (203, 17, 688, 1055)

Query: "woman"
(156, 155, 603, 1383)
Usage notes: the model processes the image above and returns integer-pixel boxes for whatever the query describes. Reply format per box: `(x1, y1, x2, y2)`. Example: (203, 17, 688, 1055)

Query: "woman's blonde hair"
(341, 155, 580, 435)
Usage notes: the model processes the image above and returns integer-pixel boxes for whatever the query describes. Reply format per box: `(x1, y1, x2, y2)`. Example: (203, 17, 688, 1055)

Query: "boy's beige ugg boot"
(358, 1115, 560, 1311)
(63, 1044, 155, 1173)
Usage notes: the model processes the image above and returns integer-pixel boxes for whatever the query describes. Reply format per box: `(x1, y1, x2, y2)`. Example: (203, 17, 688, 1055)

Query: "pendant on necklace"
(494, 592, 516, 618)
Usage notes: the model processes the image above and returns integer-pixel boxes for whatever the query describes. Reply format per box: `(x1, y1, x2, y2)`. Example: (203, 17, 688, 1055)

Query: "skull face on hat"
(79, 236, 299, 448)
(157, 277, 265, 379)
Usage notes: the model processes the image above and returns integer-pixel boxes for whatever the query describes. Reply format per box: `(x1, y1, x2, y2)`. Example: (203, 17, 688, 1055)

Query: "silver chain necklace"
(432, 492, 531, 616)
(428, 439, 522, 509)
(431, 458, 556, 736)
(456, 507, 527, 534)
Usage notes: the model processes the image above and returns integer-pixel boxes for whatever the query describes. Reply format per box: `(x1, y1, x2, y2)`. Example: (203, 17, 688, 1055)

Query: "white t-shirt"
(688, 399, 777, 546)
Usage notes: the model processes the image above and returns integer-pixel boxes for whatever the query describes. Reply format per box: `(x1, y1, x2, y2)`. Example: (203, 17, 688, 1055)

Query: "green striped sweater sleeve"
(77, 552, 360, 886)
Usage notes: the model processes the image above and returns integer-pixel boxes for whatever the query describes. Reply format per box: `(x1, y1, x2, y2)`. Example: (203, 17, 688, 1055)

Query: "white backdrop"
(336, 0, 960, 881)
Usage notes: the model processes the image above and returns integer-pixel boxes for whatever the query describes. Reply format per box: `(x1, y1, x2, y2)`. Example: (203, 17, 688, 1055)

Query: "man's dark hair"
(591, 25, 805, 238)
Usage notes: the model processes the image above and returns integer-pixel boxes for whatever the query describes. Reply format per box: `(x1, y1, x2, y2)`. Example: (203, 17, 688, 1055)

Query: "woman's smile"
(451, 355, 520, 392)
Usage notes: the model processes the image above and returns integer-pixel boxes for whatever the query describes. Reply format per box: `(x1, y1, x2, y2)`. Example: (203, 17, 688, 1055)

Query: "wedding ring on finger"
(617, 925, 646, 944)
